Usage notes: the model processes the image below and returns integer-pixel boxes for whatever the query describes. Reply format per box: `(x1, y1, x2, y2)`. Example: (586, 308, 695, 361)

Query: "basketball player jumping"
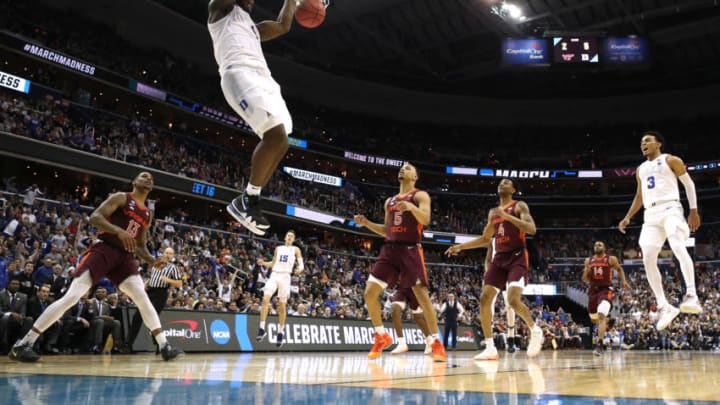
(354, 163, 447, 362)
(9, 172, 182, 362)
(445, 179, 543, 360)
(256, 230, 304, 347)
(619, 131, 702, 330)
(208, 0, 297, 236)
(582, 241, 630, 356)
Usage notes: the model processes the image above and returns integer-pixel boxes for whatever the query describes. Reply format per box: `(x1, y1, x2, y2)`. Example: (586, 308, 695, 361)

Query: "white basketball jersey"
(272, 245, 297, 274)
(208, 5, 268, 72)
(638, 154, 680, 209)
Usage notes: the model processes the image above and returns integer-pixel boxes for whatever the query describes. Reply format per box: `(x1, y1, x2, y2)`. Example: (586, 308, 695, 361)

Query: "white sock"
(154, 332, 168, 347)
(16, 330, 40, 347)
(246, 183, 262, 196)
(668, 235, 697, 296)
(397, 336, 405, 345)
(642, 245, 669, 307)
(277, 324, 284, 334)
(485, 338, 495, 348)
(430, 333, 439, 341)
(260, 321, 266, 330)
(425, 335, 433, 345)
(374, 326, 386, 335)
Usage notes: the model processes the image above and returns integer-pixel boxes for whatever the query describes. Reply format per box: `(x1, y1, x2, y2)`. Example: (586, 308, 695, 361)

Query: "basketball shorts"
(392, 286, 420, 312)
(221, 66, 293, 137)
(484, 250, 528, 291)
(639, 201, 689, 248)
(370, 243, 428, 290)
(587, 286, 613, 315)
(72, 242, 139, 287)
(263, 272, 292, 302)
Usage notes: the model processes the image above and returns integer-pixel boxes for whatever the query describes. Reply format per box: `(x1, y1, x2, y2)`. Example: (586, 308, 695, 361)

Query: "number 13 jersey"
(99, 193, 151, 250)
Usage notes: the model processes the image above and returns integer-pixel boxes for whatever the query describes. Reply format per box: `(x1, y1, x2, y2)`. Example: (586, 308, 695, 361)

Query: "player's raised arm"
(619, 171, 644, 234)
(208, 0, 236, 23)
(256, 0, 297, 41)
(609, 256, 630, 290)
(667, 155, 701, 232)
(445, 212, 495, 256)
(89, 192, 135, 252)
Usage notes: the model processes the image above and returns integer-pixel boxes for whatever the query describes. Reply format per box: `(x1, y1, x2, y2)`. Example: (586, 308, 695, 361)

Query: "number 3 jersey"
(638, 153, 680, 209)
(99, 192, 151, 250)
(491, 200, 526, 253)
(272, 245, 297, 274)
(385, 189, 423, 244)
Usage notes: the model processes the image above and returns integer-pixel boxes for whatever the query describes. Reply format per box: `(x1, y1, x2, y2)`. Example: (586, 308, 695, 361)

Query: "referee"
(125, 247, 182, 353)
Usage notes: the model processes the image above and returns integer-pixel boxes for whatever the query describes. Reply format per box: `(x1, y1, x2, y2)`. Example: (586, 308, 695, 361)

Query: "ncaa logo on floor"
(210, 319, 231, 345)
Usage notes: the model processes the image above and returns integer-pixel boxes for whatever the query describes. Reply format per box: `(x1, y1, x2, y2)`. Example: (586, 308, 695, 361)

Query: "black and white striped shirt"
(148, 262, 181, 288)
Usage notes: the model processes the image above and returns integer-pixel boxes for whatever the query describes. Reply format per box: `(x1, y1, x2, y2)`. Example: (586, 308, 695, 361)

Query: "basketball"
(295, 0, 327, 29)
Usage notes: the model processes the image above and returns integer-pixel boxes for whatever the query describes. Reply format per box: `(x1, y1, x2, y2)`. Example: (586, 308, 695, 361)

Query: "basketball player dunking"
(445, 178, 543, 360)
(354, 163, 447, 362)
(256, 230, 304, 347)
(619, 131, 702, 330)
(208, 0, 297, 236)
(582, 241, 630, 356)
(9, 172, 182, 362)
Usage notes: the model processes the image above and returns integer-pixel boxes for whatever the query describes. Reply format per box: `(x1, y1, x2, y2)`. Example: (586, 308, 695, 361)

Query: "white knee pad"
(119, 275, 162, 331)
(597, 300, 611, 316)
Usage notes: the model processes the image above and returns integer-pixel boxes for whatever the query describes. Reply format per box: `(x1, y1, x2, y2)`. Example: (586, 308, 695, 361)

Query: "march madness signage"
(133, 309, 478, 352)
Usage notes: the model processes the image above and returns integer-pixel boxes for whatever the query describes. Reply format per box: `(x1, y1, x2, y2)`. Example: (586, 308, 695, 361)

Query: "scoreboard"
(553, 37, 599, 63)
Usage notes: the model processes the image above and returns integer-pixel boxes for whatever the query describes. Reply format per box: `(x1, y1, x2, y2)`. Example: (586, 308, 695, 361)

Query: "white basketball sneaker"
(473, 345, 499, 360)
(424, 337, 433, 355)
(391, 342, 409, 355)
(527, 325, 543, 358)
(679, 293, 702, 314)
(656, 305, 680, 331)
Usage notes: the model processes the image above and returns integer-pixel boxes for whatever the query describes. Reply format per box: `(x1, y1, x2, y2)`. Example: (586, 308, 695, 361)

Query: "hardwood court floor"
(1, 350, 719, 404)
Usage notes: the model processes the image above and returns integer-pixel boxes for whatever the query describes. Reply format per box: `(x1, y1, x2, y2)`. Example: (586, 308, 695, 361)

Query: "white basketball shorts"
(221, 66, 292, 137)
(639, 201, 689, 248)
(263, 272, 292, 302)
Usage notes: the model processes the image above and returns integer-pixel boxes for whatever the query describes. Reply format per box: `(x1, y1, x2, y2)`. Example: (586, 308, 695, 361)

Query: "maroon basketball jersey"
(99, 192, 151, 249)
(385, 189, 423, 244)
(491, 200, 526, 253)
(588, 254, 613, 288)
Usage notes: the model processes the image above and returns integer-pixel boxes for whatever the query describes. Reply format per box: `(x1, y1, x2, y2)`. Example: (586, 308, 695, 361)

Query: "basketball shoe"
(527, 325, 543, 358)
(431, 338, 447, 362)
(656, 305, 680, 331)
(679, 293, 702, 314)
(8, 343, 40, 363)
(256, 328, 267, 342)
(391, 341, 408, 355)
(368, 333, 393, 359)
(160, 344, 183, 361)
(227, 192, 270, 236)
(276, 332, 285, 348)
(474, 345, 499, 360)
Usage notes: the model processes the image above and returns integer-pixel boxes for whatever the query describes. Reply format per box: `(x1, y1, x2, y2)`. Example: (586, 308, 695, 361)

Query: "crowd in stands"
(4, 0, 720, 173)
(2, 189, 720, 355)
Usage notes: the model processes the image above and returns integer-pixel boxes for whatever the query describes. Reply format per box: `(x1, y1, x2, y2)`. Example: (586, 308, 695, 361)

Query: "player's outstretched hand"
(118, 231, 136, 252)
(353, 215, 368, 226)
(622, 280, 631, 290)
(618, 217, 630, 234)
(445, 245, 462, 256)
(688, 210, 701, 232)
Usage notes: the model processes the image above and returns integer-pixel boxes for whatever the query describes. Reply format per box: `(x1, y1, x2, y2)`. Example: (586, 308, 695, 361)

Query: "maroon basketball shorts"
(484, 249, 528, 291)
(73, 242, 139, 287)
(588, 286, 614, 314)
(370, 243, 428, 289)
